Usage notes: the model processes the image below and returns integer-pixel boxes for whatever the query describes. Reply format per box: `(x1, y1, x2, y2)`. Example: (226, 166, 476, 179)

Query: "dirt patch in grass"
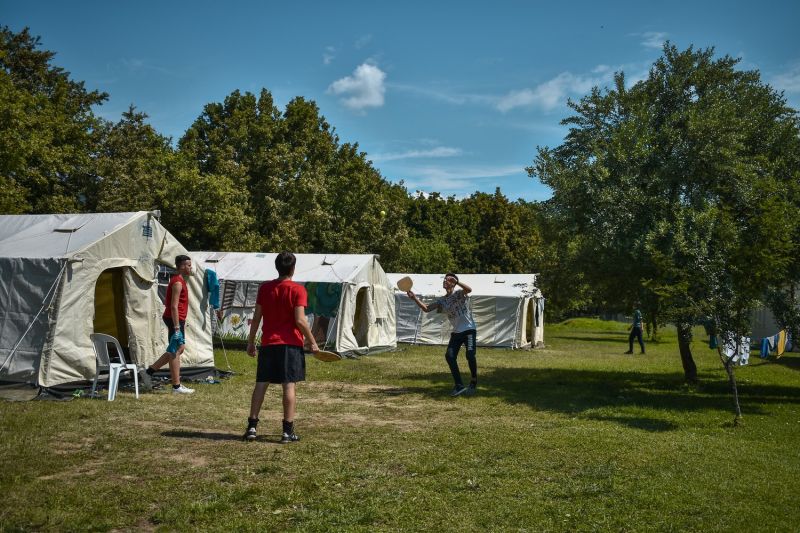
(302, 381, 427, 430)
(37, 460, 104, 481)
(173, 451, 210, 468)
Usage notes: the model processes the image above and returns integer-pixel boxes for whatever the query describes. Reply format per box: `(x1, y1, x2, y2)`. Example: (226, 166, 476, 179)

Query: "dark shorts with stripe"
(257, 344, 306, 384)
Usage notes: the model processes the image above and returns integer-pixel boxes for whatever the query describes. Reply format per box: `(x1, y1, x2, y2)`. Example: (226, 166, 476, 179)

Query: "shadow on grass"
(550, 335, 633, 344)
(773, 354, 800, 371)
(396, 366, 800, 432)
(161, 429, 282, 444)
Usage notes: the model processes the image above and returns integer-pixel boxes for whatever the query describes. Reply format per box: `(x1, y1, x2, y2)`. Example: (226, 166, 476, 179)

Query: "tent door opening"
(352, 287, 370, 347)
(525, 299, 534, 345)
(94, 268, 130, 359)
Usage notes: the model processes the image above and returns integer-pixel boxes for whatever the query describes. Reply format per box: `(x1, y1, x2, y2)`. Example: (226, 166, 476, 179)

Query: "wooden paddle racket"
(396, 276, 413, 292)
(312, 350, 342, 362)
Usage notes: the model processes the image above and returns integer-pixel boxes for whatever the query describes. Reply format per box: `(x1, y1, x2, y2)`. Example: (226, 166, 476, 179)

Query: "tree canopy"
(531, 43, 800, 381)
(0, 26, 107, 213)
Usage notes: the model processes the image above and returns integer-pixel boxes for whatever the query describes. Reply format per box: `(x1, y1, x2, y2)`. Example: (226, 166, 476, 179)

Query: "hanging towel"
(776, 330, 787, 357)
(759, 336, 770, 358)
(205, 269, 220, 310)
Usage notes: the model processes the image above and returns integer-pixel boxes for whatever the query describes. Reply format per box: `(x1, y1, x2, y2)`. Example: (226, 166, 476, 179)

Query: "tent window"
(94, 268, 130, 357)
(352, 287, 370, 347)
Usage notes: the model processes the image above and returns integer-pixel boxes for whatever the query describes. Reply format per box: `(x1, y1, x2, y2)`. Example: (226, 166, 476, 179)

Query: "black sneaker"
(244, 427, 257, 442)
(280, 432, 300, 444)
(450, 384, 468, 397)
(467, 381, 477, 395)
(624, 350, 633, 354)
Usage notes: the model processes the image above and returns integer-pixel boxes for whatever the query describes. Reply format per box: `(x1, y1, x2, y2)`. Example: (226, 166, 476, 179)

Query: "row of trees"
(3, 27, 799, 390)
(0, 26, 544, 276)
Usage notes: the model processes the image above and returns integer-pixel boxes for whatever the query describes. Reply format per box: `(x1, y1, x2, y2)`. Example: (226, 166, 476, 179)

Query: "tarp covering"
(0, 212, 214, 387)
(192, 252, 396, 356)
(387, 273, 544, 348)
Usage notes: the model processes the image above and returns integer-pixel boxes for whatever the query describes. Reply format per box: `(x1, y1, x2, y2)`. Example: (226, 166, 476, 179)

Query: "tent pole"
(211, 309, 232, 372)
(412, 305, 422, 345)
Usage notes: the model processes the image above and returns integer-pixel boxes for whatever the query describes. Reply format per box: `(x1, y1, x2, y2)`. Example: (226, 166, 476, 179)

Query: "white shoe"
(172, 385, 195, 394)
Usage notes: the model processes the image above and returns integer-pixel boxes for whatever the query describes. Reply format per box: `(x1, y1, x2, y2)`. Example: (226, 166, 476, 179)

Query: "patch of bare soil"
(301, 382, 428, 431)
(36, 460, 104, 481)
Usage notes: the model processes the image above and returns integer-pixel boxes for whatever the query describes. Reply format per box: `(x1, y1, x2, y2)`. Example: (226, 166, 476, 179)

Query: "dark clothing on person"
(445, 329, 477, 386)
(629, 326, 645, 353)
(256, 344, 306, 383)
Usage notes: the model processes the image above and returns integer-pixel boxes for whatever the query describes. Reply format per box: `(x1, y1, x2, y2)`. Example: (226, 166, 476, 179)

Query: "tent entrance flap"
(526, 299, 534, 345)
(94, 268, 129, 349)
(352, 287, 370, 347)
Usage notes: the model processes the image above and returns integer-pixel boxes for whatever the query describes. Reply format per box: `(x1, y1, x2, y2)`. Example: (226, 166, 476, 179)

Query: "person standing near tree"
(145, 255, 195, 394)
(407, 273, 478, 396)
(625, 304, 646, 355)
(244, 252, 319, 443)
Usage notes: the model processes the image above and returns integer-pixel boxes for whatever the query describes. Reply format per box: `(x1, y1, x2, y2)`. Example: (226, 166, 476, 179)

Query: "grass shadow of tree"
(396, 366, 799, 432)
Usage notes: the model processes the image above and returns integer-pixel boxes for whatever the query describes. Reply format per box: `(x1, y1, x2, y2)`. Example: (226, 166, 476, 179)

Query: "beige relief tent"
(192, 252, 396, 356)
(0, 212, 214, 388)
(387, 273, 544, 349)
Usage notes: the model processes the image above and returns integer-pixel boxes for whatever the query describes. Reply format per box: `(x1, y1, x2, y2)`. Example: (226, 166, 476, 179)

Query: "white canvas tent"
(192, 252, 396, 356)
(388, 273, 544, 349)
(0, 212, 214, 387)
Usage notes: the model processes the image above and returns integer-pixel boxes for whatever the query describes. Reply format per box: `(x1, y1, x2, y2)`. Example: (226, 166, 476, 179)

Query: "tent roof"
(387, 273, 540, 298)
(192, 251, 379, 283)
(0, 212, 154, 259)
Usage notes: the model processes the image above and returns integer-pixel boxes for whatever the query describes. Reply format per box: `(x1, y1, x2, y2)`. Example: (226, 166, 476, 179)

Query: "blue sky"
(3, 0, 799, 201)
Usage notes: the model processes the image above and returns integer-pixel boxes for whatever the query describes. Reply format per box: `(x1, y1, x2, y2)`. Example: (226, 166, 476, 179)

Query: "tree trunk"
(677, 323, 698, 383)
(720, 353, 743, 426)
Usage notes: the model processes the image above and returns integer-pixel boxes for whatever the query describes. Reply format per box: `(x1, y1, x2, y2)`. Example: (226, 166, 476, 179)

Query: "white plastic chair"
(90, 333, 139, 401)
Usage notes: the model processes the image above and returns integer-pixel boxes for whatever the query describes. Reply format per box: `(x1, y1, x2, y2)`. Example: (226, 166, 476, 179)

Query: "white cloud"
(355, 34, 373, 50)
(771, 63, 800, 93)
(327, 63, 387, 111)
(639, 31, 668, 50)
(401, 164, 524, 192)
(372, 146, 463, 162)
(495, 70, 611, 112)
(121, 58, 171, 75)
(323, 46, 336, 65)
(390, 82, 494, 106)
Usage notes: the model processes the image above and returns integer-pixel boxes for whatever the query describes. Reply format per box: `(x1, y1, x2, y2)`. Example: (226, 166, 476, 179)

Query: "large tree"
(0, 26, 107, 213)
(179, 90, 409, 261)
(96, 107, 263, 251)
(531, 44, 800, 383)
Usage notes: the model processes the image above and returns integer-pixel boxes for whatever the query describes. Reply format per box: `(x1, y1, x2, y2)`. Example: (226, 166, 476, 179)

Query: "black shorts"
(163, 317, 186, 343)
(257, 345, 306, 384)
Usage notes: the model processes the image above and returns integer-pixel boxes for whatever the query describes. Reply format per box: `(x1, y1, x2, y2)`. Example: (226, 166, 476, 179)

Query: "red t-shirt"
(163, 274, 189, 321)
(256, 279, 308, 347)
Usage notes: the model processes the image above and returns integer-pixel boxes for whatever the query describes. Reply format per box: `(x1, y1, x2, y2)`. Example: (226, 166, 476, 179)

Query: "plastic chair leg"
(108, 365, 121, 401)
(132, 366, 139, 399)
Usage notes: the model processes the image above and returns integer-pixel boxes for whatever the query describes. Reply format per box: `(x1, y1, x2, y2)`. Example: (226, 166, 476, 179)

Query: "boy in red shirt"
(244, 252, 319, 442)
(145, 255, 195, 394)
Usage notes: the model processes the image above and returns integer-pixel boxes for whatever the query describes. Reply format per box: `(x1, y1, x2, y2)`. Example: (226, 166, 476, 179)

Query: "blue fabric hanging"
(205, 269, 220, 310)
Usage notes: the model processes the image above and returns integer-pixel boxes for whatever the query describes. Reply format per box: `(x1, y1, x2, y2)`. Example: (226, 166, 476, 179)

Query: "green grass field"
(2, 320, 799, 532)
